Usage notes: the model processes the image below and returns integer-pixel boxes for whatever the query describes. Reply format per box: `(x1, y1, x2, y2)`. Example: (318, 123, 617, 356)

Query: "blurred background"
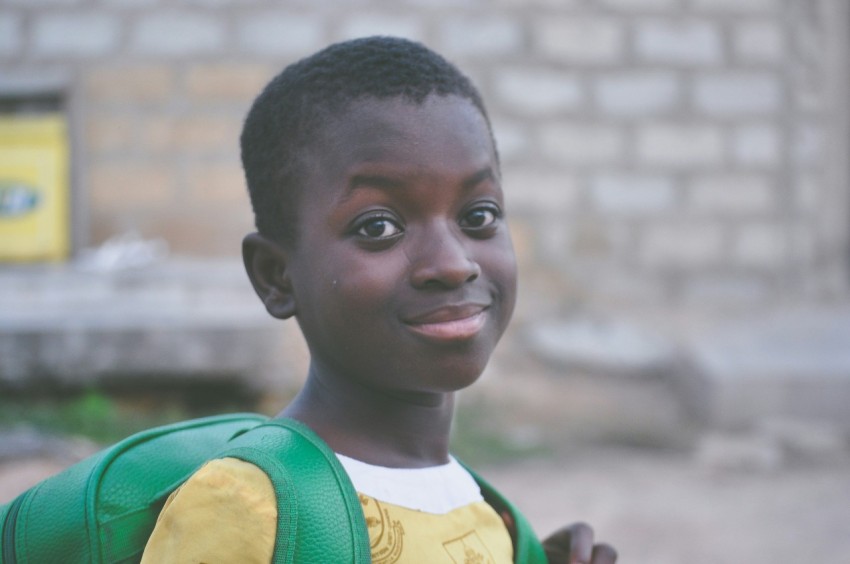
(1, 0, 849, 562)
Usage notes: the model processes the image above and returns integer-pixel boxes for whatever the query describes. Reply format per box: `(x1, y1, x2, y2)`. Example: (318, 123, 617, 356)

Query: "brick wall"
(1, 0, 847, 315)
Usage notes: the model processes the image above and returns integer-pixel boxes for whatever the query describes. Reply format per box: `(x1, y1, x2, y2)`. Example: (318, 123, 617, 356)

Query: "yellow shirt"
(142, 457, 513, 563)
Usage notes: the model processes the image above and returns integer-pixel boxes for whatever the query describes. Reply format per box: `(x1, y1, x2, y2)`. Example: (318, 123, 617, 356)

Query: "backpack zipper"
(2, 493, 25, 564)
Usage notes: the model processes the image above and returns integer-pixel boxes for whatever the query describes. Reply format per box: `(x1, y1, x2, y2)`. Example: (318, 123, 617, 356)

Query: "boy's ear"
(242, 232, 296, 320)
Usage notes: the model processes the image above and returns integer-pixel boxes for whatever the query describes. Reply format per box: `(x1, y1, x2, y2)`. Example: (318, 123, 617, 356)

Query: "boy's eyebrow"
(462, 167, 496, 189)
(347, 166, 497, 193)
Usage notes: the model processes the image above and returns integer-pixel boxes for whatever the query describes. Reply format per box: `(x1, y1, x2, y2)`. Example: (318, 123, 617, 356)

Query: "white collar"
(335, 453, 483, 514)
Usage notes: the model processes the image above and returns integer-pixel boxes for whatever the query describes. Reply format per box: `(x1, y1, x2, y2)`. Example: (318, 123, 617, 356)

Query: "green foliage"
(0, 391, 189, 444)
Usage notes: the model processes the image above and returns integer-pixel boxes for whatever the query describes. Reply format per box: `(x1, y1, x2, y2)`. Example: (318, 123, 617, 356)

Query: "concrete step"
(0, 259, 295, 393)
(689, 307, 850, 431)
(523, 306, 850, 434)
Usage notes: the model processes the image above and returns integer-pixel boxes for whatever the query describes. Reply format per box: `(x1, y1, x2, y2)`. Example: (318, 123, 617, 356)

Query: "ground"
(484, 449, 850, 563)
(3, 445, 849, 563)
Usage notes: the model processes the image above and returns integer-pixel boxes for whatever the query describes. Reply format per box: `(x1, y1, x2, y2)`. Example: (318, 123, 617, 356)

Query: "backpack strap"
(216, 418, 371, 564)
(462, 464, 549, 564)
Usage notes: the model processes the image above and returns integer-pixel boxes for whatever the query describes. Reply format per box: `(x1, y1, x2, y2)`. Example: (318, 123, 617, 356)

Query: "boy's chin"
(425, 363, 490, 394)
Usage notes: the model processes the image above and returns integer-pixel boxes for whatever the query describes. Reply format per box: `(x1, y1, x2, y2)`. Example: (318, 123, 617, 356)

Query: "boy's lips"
(404, 305, 488, 341)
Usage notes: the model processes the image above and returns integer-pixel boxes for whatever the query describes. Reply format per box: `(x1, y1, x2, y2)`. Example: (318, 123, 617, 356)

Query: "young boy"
(142, 36, 616, 563)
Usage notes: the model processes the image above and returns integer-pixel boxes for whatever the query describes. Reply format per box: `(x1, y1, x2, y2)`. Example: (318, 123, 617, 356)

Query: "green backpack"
(0, 414, 547, 563)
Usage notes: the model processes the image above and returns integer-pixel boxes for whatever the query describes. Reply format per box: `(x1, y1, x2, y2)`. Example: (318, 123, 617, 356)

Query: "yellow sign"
(0, 114, 69, 261)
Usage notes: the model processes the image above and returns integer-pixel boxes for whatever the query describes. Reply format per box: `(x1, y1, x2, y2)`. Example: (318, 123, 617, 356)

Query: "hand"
(542, 522, 617, 564)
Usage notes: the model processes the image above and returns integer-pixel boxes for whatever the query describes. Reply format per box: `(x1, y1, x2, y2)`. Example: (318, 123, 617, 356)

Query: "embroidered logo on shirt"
(444, 531, 496, 564)
(360, 494, 405, 563)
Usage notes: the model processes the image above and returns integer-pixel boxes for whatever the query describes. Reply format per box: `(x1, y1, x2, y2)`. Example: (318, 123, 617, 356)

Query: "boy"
(142, 36, 616, 563)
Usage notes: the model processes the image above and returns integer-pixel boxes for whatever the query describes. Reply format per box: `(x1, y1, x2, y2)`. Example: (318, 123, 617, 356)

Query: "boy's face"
(286, 94, 517, 396)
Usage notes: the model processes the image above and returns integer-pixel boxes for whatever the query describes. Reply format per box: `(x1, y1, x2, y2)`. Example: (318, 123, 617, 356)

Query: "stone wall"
(1, 0, 847, 317)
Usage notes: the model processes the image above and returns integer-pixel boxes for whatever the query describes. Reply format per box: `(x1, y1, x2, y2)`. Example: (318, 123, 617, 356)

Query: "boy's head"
(241, 36, 495, 246)
(242, 37, 516, 395)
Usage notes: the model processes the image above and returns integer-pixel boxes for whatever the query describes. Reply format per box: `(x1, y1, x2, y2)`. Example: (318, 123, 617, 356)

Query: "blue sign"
(0, 181, 41, 217)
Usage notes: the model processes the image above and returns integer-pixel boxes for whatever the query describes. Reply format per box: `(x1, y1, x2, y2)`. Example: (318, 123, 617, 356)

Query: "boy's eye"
(460, 206, 500, 229)
(357, 217, 402, 239)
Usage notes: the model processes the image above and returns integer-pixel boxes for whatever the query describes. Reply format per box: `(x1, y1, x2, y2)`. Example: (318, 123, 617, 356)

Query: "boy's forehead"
(310, 95, 495, 165)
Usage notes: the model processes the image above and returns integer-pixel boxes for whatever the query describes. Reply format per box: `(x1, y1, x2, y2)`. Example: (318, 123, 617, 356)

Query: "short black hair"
(240, 36, 494, 245)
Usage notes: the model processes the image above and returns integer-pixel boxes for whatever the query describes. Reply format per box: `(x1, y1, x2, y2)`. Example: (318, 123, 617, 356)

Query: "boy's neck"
(279, 363, 456, 469)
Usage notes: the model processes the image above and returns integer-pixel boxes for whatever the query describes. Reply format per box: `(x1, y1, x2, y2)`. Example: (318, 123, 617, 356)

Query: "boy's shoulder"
(141, 457, 277, 563)
(145, 418, 373, 562)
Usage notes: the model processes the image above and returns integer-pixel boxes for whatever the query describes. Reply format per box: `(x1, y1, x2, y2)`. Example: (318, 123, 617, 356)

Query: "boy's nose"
(409, 227, 481, 289)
